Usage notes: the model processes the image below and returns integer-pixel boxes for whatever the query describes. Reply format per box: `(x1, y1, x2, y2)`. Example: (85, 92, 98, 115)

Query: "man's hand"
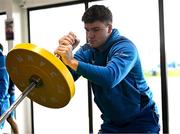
(58, 32, 80, 49)
(54, 32, 79, 70)
(7, 116, 19, 134)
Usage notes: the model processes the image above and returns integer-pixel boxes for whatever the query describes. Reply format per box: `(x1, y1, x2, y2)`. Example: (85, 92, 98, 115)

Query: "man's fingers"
(59, 34, 76, 45)
(54, 44, 72, 56)
(59, 38, 72, 45)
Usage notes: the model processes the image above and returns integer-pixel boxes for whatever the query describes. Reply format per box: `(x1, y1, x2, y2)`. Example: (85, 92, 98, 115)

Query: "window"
(29, 4, 89, 134)
(164, 0, 180, 133)
(29, 0, 180, 133)
(90, 0, 162, 133)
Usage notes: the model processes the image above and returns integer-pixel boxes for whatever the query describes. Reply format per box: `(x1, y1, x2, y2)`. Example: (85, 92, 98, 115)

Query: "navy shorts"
(99, 105, 160, 134)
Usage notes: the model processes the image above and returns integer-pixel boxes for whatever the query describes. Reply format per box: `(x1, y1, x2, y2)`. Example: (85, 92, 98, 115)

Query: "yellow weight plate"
(6, 43, 75, 108)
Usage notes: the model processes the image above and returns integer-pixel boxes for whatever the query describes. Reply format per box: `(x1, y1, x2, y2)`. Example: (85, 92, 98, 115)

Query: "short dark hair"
(82, 5, 112, 24)
(0, 43, 3, 51)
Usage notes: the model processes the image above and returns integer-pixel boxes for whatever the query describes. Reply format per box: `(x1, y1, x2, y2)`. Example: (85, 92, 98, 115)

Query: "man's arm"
(0, 57, 9, 101)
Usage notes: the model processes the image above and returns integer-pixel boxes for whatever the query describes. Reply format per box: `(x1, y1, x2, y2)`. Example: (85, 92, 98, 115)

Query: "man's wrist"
(68, 58, 78, 71)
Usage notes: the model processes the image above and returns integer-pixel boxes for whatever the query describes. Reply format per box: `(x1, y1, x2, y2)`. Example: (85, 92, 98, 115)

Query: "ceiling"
(16, 0, 80, 8)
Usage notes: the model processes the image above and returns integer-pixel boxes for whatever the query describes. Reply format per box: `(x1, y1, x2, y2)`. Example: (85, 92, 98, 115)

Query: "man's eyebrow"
(85, 26, 100, 30)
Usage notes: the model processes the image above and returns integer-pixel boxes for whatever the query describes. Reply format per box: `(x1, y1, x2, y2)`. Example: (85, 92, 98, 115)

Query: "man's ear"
(108, 23, 112, 33)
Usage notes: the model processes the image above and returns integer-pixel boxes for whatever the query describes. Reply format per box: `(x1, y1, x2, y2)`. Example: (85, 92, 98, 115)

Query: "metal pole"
(84, 2, 93, 134)
(88, 81, 93, 134)
(0, 82, 36, 124)
(158, 0, 169, 133)
(0, 75, 42, 125)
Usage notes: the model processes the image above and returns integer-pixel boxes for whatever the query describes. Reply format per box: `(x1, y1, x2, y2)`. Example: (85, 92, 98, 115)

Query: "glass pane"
(29, 4, 89, 134)
(90, 0, 162, 133)
(164, 0, 180, 133)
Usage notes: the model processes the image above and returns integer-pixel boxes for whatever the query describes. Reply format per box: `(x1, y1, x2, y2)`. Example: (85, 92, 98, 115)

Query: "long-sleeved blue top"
(0, 50, 15, 129)
(69, 29, 157, 125)
(0, 50, 9, 102)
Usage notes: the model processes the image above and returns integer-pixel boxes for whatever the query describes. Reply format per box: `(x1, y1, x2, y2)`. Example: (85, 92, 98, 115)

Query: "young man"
(0, 43, 19, 134)
(54, 5, 160, 133)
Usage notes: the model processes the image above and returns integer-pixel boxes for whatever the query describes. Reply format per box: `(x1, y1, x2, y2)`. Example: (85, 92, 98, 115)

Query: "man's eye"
(93, 29, 100, 32)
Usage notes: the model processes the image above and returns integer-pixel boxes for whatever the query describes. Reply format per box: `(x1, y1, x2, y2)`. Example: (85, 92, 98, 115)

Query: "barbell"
(0, 43, 75, 124)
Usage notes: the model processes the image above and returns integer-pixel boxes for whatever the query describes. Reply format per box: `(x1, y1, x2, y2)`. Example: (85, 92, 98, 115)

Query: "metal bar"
(84, 2, 94, 134)
(27, 10, 35, 134)
(88, 81, 93, 134)
(0, 82, 36, 124)
(158, 0, 169, 133)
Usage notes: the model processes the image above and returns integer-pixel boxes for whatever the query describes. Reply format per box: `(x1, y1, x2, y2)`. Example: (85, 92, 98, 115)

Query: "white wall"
(0, 0, 32, 133)
(0, 0, 12, 14)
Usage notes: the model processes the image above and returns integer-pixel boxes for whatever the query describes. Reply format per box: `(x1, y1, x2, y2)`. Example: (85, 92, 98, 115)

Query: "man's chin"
(89, 43, 93, 47)
(87, 42, 93, 47)
(88, 42, 97, 48)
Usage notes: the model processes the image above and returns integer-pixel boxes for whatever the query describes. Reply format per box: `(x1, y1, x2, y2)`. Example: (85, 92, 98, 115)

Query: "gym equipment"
(0, 43, 75, 124)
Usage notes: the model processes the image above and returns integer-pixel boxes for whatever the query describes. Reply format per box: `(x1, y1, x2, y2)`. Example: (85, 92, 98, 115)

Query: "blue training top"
(69, 28, 158, 126)
(0, 50, 15, 129)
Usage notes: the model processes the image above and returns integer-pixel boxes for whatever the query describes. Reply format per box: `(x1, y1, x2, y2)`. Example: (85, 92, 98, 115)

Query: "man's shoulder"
(112, 36, 136, 50)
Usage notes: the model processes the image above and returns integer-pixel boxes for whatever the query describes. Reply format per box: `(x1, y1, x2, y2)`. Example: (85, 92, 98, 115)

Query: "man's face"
(84, 21, 112, 49)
